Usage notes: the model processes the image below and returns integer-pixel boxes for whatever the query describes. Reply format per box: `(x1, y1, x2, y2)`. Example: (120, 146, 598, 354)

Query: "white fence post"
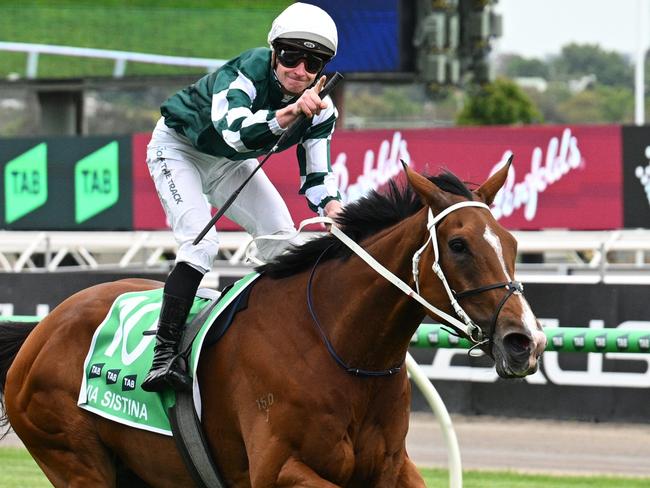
(26, 50, 39, 78)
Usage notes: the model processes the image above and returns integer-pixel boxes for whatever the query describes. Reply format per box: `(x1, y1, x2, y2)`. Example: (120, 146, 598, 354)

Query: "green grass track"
(1, 447, 648, 488)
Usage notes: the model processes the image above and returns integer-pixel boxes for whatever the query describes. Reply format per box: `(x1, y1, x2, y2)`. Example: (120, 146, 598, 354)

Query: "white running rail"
(0, 41, 226, 78)
(2, 229, 650, 283)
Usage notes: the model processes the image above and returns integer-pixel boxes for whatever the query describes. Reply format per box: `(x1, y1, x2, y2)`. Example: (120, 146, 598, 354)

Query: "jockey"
(142, 2, 343, 392)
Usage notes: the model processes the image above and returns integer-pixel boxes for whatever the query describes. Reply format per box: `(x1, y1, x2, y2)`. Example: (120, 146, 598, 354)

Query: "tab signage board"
(0, 137, 132, 230)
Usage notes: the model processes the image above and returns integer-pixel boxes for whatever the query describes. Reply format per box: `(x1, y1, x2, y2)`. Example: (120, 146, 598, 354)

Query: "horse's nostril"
(503, 333, 531, 356)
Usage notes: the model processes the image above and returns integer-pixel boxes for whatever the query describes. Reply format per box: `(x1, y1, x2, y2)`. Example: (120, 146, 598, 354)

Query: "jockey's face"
(274, 51, 319, 96)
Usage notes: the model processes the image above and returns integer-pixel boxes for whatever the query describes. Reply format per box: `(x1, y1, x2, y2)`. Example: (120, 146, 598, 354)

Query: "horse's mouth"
(495, 358, 540, 379)
(493, 331, 544, 378)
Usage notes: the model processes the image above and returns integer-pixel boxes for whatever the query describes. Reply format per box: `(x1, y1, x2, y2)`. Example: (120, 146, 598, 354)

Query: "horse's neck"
(317, 209, 429, 371)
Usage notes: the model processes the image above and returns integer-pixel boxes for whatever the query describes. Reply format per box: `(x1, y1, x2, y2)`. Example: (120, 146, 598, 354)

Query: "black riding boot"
(141, 293, 193, 392)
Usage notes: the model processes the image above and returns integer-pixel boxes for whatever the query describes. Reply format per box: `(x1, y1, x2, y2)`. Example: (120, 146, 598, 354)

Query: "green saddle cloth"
(77, 272, 260, 435)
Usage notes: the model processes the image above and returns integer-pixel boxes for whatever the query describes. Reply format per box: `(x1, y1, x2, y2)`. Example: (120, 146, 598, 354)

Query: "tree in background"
(524, 83, 572, 124)
(550, 43, 633, 88)
(556, 85, 635, 124)
(496, 43, 638, 124)
(500, 54, 550, 79)
(456, 77, 542, 125)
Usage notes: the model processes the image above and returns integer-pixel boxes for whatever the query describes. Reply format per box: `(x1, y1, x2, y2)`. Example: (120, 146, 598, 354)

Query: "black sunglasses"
(276, 48, 328, 74)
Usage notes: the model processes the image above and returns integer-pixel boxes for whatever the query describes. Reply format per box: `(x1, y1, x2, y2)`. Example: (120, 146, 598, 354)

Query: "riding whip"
(192, 71, 344, 246)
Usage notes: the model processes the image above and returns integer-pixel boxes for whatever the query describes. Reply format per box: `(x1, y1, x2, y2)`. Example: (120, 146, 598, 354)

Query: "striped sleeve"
(298, 100, 341, 215)
(211, 70, 283, 152)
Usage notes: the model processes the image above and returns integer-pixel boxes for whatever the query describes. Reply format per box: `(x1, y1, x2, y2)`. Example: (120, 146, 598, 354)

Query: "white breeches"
(146, 117, 299, 272)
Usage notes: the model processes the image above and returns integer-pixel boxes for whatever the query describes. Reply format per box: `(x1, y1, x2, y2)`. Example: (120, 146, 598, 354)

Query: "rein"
(307, 243, 403, 377)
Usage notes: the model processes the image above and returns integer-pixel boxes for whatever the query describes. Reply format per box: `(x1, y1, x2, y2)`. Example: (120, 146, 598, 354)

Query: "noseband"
(454, 280, 524, 350)
(412, 201, 524, 351)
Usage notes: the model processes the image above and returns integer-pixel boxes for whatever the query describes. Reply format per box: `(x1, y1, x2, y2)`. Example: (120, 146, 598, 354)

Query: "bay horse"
(0, 161, 546, 487)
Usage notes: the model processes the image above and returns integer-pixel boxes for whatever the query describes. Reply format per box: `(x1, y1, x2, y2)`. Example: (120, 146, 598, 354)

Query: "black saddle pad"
(202, 280, 255, 349)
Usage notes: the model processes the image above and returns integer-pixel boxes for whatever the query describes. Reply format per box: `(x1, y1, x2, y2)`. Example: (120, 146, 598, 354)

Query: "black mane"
(257, 170, 474, 278)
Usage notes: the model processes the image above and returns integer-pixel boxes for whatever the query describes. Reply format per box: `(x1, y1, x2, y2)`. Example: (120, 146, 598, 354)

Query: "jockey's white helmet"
(268, 2, 338, 58)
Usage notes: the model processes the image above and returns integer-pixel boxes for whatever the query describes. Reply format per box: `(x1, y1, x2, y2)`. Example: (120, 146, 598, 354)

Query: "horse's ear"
(401, 160, 452, 211)
(475, 154, 513, 205)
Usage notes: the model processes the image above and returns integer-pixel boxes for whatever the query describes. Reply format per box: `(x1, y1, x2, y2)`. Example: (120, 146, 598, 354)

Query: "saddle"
(78, 273, 259, 487)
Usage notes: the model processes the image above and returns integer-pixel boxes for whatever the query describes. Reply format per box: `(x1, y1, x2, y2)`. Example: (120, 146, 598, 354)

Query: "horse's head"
(404, 158, 546, 378)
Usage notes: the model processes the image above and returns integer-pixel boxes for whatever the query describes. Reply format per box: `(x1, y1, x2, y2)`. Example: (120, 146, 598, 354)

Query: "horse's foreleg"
(273, 457, 342, 488)
(396, 456, 426, 488)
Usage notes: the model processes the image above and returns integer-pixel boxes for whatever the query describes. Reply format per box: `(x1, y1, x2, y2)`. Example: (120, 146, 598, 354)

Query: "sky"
(493, 0, 648, 59)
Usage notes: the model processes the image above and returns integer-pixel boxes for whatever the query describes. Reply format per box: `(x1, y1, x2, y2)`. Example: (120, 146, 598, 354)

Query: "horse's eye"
(449, 238, 467, 254)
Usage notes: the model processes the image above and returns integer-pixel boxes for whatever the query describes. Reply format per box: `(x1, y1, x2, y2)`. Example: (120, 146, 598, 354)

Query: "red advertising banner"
(132, 125, 623, 231)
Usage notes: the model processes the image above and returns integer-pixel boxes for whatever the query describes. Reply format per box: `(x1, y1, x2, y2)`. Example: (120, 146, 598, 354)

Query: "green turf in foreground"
(0, 448, 50, 488)
(2, 448, 649, 487)
(421, 467, 650, 487)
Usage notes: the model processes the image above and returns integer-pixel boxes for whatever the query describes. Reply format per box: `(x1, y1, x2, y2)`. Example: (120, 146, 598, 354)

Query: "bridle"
(254, 200, 525, 375)
(454, 281, 523, 351)
(412, 201, 524, 353)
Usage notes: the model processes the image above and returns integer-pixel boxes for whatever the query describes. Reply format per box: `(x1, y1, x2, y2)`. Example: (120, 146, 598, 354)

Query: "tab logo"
(552, 334, 564, 348)
(89, 363, 105, 379)
(639, 336, 650, 351)
(573, 334, 585, 349)
(75, 141, 119, 223)
(106, 369, 121, 385)
(4, 143, 48, 223)
(122, 374, 137, 391)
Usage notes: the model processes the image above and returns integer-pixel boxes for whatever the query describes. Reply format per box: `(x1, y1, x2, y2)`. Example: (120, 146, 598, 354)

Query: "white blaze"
(482, 225, 510, 281)
(483, 225, 540, 340)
